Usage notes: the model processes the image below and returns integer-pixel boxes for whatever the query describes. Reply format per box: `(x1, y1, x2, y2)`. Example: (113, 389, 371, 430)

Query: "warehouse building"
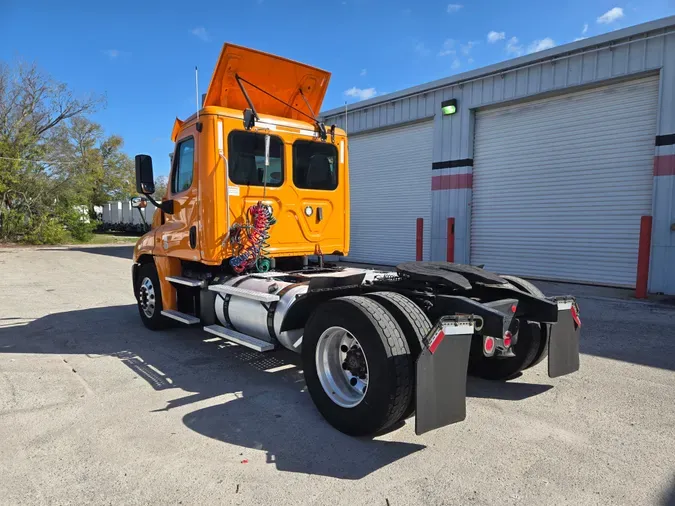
(321, 16, 675, 295)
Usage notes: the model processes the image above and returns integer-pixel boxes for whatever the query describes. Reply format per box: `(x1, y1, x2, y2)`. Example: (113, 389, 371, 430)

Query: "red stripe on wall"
(654, 155, 675, 176)
(431, 173, 473, 190)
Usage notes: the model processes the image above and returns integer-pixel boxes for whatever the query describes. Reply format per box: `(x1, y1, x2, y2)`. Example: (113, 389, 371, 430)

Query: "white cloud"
(451, 58, 461, 70)
(528, 37, 555, 53)
(487, 31, 506, 43)
(461, 41, 477, 56)
(438, 39, 456, 56)
(506, 36, 524, 56)
(468, 57, 474, 64)
(414, 41, 430, 56)
(190, 26, 209, 41)
(360, 68, 367, 76)
(103, 49, 120, 59)
(582, 23, 589, 34)
(597, 7, 624, 24)
(447, 4, 462, 13)
(344, 87, 377, 100)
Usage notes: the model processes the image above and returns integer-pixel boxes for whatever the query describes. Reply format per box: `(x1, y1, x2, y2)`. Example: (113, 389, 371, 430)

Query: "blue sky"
(2, 0, 673, 176)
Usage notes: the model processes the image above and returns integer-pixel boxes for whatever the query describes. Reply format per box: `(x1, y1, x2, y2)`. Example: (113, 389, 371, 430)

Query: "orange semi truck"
(131, 44, 581, 436)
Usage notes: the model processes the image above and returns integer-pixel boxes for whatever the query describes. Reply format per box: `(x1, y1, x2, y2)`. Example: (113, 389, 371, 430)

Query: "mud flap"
(415, 317, 475, 436)
(548, 299, 581, 378)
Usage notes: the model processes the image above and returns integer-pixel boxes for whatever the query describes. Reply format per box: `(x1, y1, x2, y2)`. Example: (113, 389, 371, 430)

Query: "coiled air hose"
(229, 202, 276, 274)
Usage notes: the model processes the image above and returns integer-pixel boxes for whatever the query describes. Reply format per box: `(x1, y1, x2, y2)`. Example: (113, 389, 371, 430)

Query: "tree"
(152, 175, 168, 200)
(0, 59, 134, 243)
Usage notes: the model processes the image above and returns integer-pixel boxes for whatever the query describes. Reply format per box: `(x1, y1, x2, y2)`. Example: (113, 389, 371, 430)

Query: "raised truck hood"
(203, 43, 331, 121)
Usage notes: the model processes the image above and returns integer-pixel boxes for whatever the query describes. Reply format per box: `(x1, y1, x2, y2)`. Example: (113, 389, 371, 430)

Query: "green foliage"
(0, 59, 134, 245)
(24, 216, 68, 245)
(62, 210, 98, 242)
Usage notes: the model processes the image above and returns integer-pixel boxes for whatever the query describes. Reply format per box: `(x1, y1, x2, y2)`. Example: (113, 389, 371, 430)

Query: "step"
(208, 284, 280, 303)
(165, 276, 203, 287)
(161, 310, 200, 325)
(203, 325, 275, 352)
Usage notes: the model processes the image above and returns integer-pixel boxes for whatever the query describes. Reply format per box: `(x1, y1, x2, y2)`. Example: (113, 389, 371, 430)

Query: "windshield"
(293, 140, 338, 191)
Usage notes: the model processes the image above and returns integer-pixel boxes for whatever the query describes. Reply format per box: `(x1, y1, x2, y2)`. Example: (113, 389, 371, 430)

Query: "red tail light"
(484, 336, 495, 354)
(503, 331, 512, 348)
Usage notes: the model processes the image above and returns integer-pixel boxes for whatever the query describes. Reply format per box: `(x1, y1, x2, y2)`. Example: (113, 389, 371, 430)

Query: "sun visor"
(203, 44, 331, 121)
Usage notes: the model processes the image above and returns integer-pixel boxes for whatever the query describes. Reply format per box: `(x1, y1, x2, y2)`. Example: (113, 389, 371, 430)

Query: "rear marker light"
(484, 336, 495, 353)
(429, 329, 445, 354)
(511, 304, 517, 313)
(503, 331, 512, 348)
(570, 304, 581, 328)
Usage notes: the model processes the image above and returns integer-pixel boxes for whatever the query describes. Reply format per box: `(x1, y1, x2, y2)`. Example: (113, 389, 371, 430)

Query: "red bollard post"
(416, 218, 424, 261)
(635, 215, 653, 299)
(447, 217, 455, 263)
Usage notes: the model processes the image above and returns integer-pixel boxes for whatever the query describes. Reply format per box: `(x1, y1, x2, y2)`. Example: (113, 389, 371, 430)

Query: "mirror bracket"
(243, 109, 256, 130)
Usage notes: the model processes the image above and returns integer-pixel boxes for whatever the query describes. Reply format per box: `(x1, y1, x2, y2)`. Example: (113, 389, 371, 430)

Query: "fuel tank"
(214, 275, 309, 352)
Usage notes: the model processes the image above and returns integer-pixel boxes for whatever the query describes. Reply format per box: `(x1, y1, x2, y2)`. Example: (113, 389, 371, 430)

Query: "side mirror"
(243, 108, 256, 130)
(135, 154, 155, 195)
(131, 196, 147, 209)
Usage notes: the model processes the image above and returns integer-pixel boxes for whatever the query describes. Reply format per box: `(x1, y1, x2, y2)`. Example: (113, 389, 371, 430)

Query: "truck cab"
(133, 43, 349, 271)
(130, 43, 581, 438)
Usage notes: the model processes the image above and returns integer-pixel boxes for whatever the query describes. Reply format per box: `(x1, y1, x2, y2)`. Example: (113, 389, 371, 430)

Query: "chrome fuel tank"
(214, 275, 309, 352)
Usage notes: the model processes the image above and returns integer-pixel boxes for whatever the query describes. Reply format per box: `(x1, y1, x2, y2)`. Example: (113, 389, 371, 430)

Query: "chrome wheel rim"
(138, 276, 156, 318)
(315, 326, 369, 408)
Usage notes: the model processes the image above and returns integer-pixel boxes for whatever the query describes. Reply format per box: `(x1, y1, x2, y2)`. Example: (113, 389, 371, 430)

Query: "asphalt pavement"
(1, 245, 674, 505)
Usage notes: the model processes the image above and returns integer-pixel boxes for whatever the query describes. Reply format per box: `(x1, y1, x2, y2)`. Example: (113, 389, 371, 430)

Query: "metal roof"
(320, 15, 675, 118)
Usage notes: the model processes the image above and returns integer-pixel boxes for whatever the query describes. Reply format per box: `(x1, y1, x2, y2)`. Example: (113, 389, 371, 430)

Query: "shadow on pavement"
(0, 304, 425, 479)
(467, 378, 553, 400)
(41, 245, 135, 260)
(663, 478, 675, 506)
(73, 245, 134, 259)
(0, 303, 562, 478)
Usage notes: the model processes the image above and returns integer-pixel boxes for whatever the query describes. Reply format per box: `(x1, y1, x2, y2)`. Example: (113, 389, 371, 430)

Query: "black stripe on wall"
(432, 158, 474, 170)
(656, 134, 675, 147)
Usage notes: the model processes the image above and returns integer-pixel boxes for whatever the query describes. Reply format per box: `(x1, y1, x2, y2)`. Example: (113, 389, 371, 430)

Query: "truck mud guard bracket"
(415, 315, 475, 436)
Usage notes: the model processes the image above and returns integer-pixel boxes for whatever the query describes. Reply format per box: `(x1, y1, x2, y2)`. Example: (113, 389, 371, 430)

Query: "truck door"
(161, 129, 201, 261)
(289, 138, 346, 253)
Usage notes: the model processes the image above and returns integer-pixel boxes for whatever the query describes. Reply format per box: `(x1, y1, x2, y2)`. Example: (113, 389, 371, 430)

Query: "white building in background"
(321, 16, 675, 295)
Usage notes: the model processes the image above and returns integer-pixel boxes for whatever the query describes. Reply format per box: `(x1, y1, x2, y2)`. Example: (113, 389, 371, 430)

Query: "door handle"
(189, 226, 197, 249)
(317, 207, 323, 222)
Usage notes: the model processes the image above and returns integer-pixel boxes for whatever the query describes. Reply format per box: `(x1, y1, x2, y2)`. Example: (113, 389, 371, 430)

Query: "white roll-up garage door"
(471, 76, 658, 287)
(347, 120, 433, 265)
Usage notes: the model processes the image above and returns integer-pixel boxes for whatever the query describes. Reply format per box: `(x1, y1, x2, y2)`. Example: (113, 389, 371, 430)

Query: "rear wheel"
(468, 275, 547, 380)
(135, 262, 170, 331)
(302, 296, 414, 436)
(364, 292, 431, 418)
(467, 324, 541, 380)
(501, 274, 549, 370)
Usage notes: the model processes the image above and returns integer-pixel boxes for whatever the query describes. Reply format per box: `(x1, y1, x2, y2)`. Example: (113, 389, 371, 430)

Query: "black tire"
(135, 262, 170, 331)
(467, 322, 541, 380)
(500, 274, 545, 298)
(302, 296, 414, 436)
(500, 274, 549, 370)
(364, 292, 431, 419)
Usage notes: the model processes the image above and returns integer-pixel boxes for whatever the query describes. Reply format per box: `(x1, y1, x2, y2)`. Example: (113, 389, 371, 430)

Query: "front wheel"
(302, 296, 414, 436)
(135, 262, 170, 331)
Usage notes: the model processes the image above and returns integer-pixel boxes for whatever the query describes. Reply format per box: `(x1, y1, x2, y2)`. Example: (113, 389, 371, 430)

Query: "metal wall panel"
(471, 76, 659, 286)
(323, 21, 675, 293)
(347, 121, 433, 265)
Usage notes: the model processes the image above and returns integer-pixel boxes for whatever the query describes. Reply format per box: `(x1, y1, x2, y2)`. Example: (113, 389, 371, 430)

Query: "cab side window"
(171, 137, 195, 194)
(228, 131, 284, 187)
